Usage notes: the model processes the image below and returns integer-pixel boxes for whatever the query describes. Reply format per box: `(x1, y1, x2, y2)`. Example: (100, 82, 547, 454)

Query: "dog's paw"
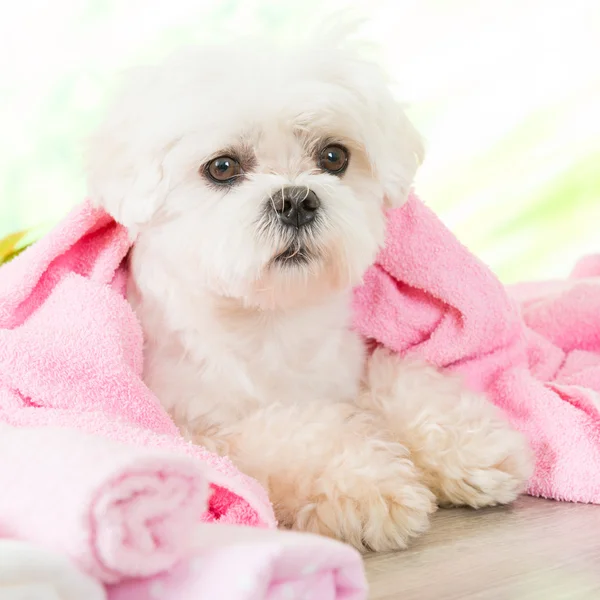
(362, 350, 532, 510)
(431, 426, 533, 509)
(292, 455, 436, 552)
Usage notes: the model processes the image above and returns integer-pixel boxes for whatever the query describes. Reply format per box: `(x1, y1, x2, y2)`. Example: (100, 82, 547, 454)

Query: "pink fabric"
(110, 525, 367, 600)
(6, 189, 598, 596)
(353, 192, 600, 504)
(0, 202, 276, 573)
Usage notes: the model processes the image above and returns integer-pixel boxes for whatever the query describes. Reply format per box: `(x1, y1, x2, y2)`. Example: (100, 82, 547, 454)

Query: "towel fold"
(109, 524, 367, 600)
(353, 193, 600, 504)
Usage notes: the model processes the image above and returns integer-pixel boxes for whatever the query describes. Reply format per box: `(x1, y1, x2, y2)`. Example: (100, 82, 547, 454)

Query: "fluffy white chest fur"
(129, 260, 365, 428)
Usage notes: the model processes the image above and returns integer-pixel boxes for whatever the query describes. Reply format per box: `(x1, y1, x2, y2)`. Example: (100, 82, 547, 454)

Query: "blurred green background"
(1, 0, 599, 282)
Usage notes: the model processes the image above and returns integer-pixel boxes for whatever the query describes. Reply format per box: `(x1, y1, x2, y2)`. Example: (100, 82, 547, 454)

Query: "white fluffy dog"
(87, 39, 532, 551)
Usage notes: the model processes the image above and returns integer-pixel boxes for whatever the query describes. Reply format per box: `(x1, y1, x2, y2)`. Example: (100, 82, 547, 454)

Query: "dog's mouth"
(258, 206, 321, 269)
(272, 243, 312, 267)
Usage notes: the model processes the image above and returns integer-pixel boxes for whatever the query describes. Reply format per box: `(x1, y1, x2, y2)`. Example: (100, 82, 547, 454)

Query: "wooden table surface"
(364, 496, 600, 600)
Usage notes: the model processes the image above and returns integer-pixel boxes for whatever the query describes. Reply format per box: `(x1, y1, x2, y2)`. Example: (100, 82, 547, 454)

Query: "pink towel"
(4, 189, 597, 596)
(353, 193, 600, 504)
(110, 525, 367, 600)
(0, 201, 276, 583)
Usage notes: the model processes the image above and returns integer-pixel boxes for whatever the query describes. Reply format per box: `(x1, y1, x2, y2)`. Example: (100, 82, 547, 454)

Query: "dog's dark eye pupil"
(319, 144, 349, 175)
(206, 156, 242, 183)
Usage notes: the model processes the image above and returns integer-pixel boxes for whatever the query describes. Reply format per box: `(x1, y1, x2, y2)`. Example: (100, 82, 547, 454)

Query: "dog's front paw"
(362, 351, 532, 510)
(292, 452, 436, 552)
(431, 424, 533, 509)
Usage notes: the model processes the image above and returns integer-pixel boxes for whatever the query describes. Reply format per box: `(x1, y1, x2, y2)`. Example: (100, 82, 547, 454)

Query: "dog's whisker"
(310, 180, 335, 196)
(268, 190, 277, 214)
(302, 185, 310, 202)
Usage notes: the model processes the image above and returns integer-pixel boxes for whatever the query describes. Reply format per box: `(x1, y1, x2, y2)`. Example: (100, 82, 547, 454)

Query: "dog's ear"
(376, 103, 424, 208)
(85, 68, 170, 238)
(332, 50, 425, 208)
(357, 75, 424, 209)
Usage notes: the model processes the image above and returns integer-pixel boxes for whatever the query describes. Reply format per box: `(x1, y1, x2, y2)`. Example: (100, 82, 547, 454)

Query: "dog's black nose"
(273, 186, 320, 228)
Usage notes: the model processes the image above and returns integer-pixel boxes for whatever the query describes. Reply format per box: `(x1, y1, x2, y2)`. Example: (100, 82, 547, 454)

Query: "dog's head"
(87, 41, 423, 309)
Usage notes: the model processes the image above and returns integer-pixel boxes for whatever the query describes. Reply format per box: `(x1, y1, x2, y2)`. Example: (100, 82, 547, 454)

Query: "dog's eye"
(206, 156, 242, 184)
(318, 145, 349, 175)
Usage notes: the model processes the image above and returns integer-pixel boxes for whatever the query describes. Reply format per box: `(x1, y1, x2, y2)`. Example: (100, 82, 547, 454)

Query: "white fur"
(87, 39, 532, 551)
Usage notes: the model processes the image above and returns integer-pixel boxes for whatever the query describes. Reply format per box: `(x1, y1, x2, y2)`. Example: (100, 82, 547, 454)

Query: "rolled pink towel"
(0, 421, 209, 584)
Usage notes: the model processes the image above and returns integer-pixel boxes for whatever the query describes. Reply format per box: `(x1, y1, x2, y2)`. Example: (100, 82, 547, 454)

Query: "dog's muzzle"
(271, 186, 320, 229)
